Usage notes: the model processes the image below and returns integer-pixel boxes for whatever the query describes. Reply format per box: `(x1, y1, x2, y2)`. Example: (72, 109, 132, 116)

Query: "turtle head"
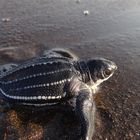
(87, 58, 117, 86)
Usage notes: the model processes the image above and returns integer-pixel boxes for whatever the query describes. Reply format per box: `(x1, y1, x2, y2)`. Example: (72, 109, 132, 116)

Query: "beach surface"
(0, 0, 140, 139)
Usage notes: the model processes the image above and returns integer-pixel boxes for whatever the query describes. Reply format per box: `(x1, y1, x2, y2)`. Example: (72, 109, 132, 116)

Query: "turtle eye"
(104, 68, 112, 77)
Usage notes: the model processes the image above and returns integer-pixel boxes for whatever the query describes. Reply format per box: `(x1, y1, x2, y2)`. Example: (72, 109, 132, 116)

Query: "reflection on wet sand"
(0, 0, 140, 140)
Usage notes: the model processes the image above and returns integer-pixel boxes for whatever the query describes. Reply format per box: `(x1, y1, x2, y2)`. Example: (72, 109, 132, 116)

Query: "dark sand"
(0, 0, 140, 140)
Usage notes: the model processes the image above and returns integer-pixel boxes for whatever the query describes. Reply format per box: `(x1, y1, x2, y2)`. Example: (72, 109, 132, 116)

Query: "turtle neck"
(75, 60, 91, 83)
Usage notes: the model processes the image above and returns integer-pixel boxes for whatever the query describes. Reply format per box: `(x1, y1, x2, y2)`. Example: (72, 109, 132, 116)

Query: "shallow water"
(0, 0, 140, 140)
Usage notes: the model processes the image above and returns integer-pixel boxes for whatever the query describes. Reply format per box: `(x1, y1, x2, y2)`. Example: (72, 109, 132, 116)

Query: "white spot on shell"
(33, 96, 37, 100)
(47, 83, 50, 86)
(51, 96, 56, 99)
(51, 83, 54, 86)
(56, 96, 60, 99)
(38, 96, 42, 99)
(42, 96, 46, 100)
(48, 96, 51, 99)
(67, 78, 71, 82)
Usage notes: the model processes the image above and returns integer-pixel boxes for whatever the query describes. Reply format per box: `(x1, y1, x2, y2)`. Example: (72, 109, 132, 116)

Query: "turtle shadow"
(1, 103, 81, 140)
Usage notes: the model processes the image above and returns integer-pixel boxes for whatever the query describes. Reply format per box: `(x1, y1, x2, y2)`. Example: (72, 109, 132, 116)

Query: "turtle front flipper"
(43, 48, 78, 60)
(0, 63, 18, 77)
(75, 87, 95, 140)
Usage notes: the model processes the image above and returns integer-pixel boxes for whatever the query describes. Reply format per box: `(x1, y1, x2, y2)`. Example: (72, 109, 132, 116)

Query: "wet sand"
(0, 0, 140, 140)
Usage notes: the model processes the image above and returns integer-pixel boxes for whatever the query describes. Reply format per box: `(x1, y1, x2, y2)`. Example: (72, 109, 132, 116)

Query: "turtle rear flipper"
(75, 87, 95, 140)
(43, 48, 78, 60)
(0, 63, 18, 77)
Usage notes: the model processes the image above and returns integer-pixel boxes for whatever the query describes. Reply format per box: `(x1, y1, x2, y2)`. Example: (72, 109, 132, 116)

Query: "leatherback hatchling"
(0, 48, 117, 140)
